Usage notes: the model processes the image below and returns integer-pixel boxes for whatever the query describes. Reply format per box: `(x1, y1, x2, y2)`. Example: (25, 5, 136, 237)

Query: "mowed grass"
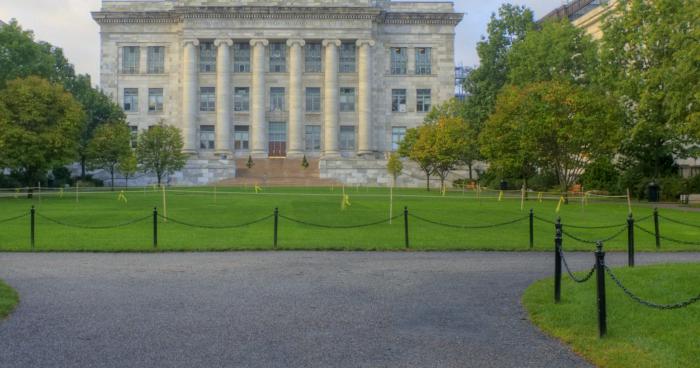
(0, 186, 698, 251)
(523, 263, 700, 368)
(0, 280, 19, 320)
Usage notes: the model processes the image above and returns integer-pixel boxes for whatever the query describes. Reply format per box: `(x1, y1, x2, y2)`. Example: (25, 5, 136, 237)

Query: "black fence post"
(653, 208, 660, 249)
(554, 217, 562, 304)
(274, 207, 279, 249)
(30, 205, 35, 251)
(152, 207, 158, 250)
(404, 206, 409, 249)
(627, 214, 635, 267)
(529, 209, 534, 249)
(595, 241, 607, 338)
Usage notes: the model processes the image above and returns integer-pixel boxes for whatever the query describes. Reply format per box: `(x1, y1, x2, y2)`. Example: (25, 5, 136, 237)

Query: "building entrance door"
(268, 122, 287, 157)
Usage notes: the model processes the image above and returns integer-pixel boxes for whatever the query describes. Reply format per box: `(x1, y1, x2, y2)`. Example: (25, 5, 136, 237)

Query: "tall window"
(147, 46, 165, 74)
(129, 125, 138, 149)
(269, 42, 286, 73)
(306, 88, 321, 112)
(339, 126, 355, 151)
(122, 46, 140, 74)
(305, 125, 321, 152)
(270, 87, 285, 111)
(392, 127, 407, 151)
(123, 88, 138, 112)
(340, 88, 355, 112)
(416, 89, 431, 112)
(148, 88, 163, 112)
(390, 47, 407, 75)
(234, 87, 249, 112)
(391, 89, 407, 112)
(233, 43, 250, 72)
(305, 43, 322, 73)
(199, 125, 215, 150)
(199, 41, 216, 73)
(234, 125, 249, 150)
(415, 47, 432, 75)
(200, 87, 215, 112)
(339, 42, 356, 73)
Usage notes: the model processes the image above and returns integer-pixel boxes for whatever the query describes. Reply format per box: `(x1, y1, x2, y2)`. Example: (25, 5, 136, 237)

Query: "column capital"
(183, 39, 200, 47)
(286, 38, 306, 47)
(214, 39, 233, 48)
(322, 39, 342, 48)
(356, 39, 376, 47)
(250, 38, 269, 47)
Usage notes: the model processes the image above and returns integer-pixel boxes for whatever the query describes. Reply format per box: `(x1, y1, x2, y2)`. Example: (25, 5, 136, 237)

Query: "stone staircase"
(216, 158, 341, 187)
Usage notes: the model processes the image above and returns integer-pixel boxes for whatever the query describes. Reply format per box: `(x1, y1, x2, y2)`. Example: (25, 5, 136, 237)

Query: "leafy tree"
(399, 127, 435, 191)
(301, 155, 309, 169)
(117, 151, 138, 189)
(386, 152, 403, 186)
(246, 155, 254, 169)
(429, 117, 471, 189)
(482, 81, 622, 196)
(136, 122, 187, 186)
(600, 0, 700, 178)
(0, 76, 84, 187)
(86, 122, 132, 190)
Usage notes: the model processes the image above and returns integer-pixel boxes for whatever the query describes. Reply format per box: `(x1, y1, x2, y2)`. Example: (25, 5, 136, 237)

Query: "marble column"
(286, 38, 305, 158)
(322, 39, 341, 157)
(215, 39, 233, 156)
(356, 39, 375, 155)
(250, 39, 269, 158)
(182, 39, 199, 154)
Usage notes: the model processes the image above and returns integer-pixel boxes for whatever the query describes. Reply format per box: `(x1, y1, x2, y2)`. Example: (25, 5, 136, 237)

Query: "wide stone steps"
(216, 158, 341, 187)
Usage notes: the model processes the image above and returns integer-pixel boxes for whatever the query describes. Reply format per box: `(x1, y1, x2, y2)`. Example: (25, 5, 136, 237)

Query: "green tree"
(0, 76, 84, 187)
(399, 126, 435, 191)
(482, 81, 622, 196)
(136, 122, 187, 186)
(86, 122, 132, 190)
(118, 151, 138, 189)
(600, 0, 700, 178)
(386, 152, 403, 186)
(430, 117, 471, 189)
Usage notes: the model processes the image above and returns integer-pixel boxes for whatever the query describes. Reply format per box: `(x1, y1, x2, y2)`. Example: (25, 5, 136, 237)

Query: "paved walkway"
(1, 252, 698, 368)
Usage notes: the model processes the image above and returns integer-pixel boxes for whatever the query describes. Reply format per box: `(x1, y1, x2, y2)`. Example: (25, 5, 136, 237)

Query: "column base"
(182, 149, 198, 156)
(357, 150, 374, 156)
(322, 151, 341, 159)
(286, 150, 305, 159)
(215, 150, 233, 159)
(250, 150, 268, 159)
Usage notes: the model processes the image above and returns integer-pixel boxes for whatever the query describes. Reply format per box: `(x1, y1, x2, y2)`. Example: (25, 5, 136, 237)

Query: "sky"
(0, 0, 565, 85)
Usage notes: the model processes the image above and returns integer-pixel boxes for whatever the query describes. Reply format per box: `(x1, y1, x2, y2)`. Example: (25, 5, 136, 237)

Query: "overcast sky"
(0, 0, 564, 85)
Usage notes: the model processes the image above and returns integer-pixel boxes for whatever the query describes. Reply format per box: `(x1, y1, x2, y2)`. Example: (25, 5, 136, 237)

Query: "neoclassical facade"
(93, 0, 462, 163)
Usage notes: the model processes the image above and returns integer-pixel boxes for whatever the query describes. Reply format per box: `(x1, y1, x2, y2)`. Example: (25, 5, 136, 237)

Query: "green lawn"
(0, 186, 698, 251)
(522, 263, 700, 368)
(0, 280, 19, 320)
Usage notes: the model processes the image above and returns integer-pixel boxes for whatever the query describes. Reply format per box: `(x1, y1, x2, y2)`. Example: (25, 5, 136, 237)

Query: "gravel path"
(0, 251, 698, 368)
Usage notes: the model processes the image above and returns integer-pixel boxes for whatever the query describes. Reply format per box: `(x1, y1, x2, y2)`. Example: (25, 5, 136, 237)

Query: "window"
(391, 89, 407, 112)
(415, 47, 432, 75)
(305, 43, 322, 73)
(129, 125, 138, 149)
(392, 127, 406, 151)
(339, 126, 355, 151)
(148, 88, 163, 112)
(270, 87, 285, 112)
(147, 46, 165, 74)
(390, 47, 407, 75)
(199, 125, 215, 150)
(339, 42, 356, 73)
(339, 88, 355, 112)
(417, 89, 431, 112)
(200, 87, 216, 112)
(123, 88, 138, 112)
(122, 46, 140, 74)
(199, 41, 216, 73)
(305, 125, 321, 152)
(269, 42, 286, 73)
(306, 88, 321, 112)
(233, 43, 250, 72)
(234, 125, 249, 150)
(234, 87, 249, 112)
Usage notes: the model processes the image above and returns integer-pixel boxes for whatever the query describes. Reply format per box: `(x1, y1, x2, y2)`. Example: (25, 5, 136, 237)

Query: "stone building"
(92, 0, 463, 185)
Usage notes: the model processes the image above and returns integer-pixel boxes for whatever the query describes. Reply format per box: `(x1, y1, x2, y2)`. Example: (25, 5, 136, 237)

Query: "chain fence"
(36, 213, 151, 229)
(604, 265, 700, 310)
(635, 224, 700, 246)
(561, 226, 627, 244)
(657, 214, 700, 229)
(559, 248, 596, 283)
(409, 213, 527, 229)
(279, 214, 401, 229)
(0, 213, 28, 224)
(158, 214, 274, 229)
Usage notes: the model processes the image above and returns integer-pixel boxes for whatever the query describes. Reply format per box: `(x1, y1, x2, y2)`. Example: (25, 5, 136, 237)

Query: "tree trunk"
(425, 171, 431, 192)
(110, 169, 115, 191)
(468, 163, 473, 181)
(80, 156, 86, 179)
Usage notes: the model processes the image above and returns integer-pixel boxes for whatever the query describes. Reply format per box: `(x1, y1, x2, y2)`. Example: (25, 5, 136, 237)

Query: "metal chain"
(279, 214, 401, 229)
(634, 224, 700, 246)
(658, 214, 700, 229)
(561, 226, 627, 244)
(559, 248, 596, 283)
(409, 214, 527, 229)
(0, 213, 28, 224)
(159, 214, 273, 229)
(533, 215, 557, 225)
(37, 213, 151, 229)
(604, 266, 700, 310)
(533, 215, 627, 229)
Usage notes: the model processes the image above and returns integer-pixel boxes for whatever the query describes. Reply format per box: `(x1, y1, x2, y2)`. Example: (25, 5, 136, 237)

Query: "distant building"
(539, 0, 617, 39)
(454, 63, 469, 100)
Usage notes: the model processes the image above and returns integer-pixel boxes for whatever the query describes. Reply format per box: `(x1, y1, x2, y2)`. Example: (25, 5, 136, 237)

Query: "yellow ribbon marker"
(117, 190, 128, 204)
(59, 187, 64, 198)
(537, 192, 543, 203)
(555, 196, 565, 213)
(498, 190, 504, 202)
(341, 186, 351, 210)
(14, 188, 20, 199)
(254, 184, 262, 194)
